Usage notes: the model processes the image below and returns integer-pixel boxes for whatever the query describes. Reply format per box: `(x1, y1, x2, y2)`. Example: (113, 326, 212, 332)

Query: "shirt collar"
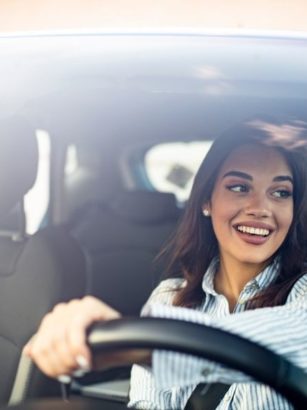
(201, 257, 219, 296)
(251, 257, 280, 290)
(201, 256, 280, 296)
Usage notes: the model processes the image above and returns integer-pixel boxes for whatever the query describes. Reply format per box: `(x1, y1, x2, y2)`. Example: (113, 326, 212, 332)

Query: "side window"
(65, 144, 79, 176)
(144, 141, 213, 202)
(24, 130, 51, 234)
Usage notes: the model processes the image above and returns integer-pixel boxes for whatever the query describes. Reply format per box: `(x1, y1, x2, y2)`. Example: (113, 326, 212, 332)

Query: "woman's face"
(206, 143, 294, 269)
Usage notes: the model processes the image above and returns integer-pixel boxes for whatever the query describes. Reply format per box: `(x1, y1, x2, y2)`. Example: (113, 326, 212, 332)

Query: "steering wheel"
(2, 317, 307, 410)
(87, 317, 307, 410)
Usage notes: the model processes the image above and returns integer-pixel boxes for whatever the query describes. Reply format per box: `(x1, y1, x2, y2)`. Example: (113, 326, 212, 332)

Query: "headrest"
(0, 117, 38, 217)
(110, 190, 180, 223)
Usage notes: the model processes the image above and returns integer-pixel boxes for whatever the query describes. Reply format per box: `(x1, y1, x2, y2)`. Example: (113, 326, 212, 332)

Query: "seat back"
(0, 118, 86, 404)
(70, 190, 181, 315)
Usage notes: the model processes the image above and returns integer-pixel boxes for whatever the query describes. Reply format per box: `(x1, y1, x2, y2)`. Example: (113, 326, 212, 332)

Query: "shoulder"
(287, 273, 307, 302)
(141, 278, 185, 311)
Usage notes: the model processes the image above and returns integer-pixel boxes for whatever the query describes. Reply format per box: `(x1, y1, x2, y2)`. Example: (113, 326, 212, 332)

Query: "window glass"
(65, 144, 79, 176)
(24, 130, 50, 234)
(144, 141, 213, 202)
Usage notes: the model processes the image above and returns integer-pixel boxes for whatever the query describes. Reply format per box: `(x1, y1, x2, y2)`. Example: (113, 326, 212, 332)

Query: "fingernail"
(76, 355, 91, 371)
(72, 369, 86, 378)
(57, 375, 72, 384)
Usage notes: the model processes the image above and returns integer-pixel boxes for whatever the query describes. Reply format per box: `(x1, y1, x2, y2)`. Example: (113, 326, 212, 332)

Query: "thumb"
(22, 334, 36, 357)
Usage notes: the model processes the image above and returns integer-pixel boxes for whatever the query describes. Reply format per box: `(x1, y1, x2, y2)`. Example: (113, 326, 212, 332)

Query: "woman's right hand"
(23, 296, 121, 379)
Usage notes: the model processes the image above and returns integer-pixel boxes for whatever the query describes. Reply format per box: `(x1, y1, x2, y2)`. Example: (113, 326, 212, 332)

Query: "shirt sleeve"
(145, 297, 307, 389)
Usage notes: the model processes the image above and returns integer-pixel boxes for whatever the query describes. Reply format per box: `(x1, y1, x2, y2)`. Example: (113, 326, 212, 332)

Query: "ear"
(202, 201, 211, 211)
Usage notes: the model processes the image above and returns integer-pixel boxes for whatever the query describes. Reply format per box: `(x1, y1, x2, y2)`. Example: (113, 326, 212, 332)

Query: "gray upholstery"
(0, 204, 25, 236)
(70, 191, 181, 315)
(0, 118, 86, 404)
(110, 191, 180, 223)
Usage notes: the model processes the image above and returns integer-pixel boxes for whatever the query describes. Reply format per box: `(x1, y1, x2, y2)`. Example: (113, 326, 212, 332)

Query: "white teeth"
(237, 226, 270, 236)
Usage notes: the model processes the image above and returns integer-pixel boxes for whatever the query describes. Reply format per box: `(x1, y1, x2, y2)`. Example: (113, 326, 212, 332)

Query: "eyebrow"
(222, 170, 293, 184)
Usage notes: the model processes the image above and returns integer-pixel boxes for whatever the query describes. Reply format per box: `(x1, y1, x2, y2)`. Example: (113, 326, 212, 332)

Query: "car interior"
(0, 118, 87, 405)
(0, 32, 307, 409)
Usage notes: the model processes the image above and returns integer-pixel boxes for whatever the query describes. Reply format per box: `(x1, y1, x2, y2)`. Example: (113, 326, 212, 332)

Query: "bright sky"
(0, 0, 306, 32)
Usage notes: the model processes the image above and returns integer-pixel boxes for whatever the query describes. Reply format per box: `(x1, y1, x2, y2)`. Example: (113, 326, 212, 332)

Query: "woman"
(24, 118, 307, 409)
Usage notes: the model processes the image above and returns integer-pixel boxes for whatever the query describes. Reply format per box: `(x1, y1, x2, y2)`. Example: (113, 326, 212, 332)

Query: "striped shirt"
(128, 259, 307, 409)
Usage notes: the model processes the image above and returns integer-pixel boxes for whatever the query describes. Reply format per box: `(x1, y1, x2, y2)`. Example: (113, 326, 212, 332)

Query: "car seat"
(0, 118, 86, 405)
(69, 190, 181, 315)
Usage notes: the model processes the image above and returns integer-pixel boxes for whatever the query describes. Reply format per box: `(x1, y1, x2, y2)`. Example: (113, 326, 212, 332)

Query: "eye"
(226, 184, 250, 193)
(272, 189, 293, 199)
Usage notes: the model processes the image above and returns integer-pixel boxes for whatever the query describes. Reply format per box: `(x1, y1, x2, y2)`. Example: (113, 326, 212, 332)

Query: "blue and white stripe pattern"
(128, 260, 307, 409)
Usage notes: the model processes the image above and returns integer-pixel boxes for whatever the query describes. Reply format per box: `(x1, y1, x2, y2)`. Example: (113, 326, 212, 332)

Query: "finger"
(29, 325, 79, 377)
(24, 297, 121, 377)
(66, 297, 121, 368)
(51, 329, 80, 374)
(26, 310, 74, 376)
(28, 334, 62, 378)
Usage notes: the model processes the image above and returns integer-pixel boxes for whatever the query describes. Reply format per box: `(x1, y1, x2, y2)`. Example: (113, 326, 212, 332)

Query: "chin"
(238, 254, 274, 266)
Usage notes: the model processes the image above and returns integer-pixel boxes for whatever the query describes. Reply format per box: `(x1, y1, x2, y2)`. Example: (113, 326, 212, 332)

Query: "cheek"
(210, 191, 239, 223)
(210, 185, 243, 231)
(210, 202, 238, 232)
(278, 204, 293, 234)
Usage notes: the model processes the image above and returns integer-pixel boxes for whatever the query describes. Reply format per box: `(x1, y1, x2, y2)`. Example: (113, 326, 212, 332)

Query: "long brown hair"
(164, 119, 307, 309)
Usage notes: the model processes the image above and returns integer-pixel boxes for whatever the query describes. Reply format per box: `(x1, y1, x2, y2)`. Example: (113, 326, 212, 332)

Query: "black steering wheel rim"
(88, 317, 307, 409)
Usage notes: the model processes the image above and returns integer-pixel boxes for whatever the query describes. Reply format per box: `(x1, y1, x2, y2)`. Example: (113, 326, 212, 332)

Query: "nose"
(244, 194, 272, 218)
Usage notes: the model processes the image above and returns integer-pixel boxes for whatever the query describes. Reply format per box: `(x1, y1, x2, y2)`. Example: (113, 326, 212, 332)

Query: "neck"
(214, 256, 267, 312)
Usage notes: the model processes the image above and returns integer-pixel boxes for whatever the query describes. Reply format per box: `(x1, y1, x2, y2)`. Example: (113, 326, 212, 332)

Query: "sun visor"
(0, 117, 38, 217)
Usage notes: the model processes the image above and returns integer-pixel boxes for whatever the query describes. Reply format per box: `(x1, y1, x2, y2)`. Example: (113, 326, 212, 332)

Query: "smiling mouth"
(235, 225, 271, 237)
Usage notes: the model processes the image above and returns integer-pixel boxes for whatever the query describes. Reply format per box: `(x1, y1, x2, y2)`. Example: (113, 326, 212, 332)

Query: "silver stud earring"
(202, 209, 210, 217)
